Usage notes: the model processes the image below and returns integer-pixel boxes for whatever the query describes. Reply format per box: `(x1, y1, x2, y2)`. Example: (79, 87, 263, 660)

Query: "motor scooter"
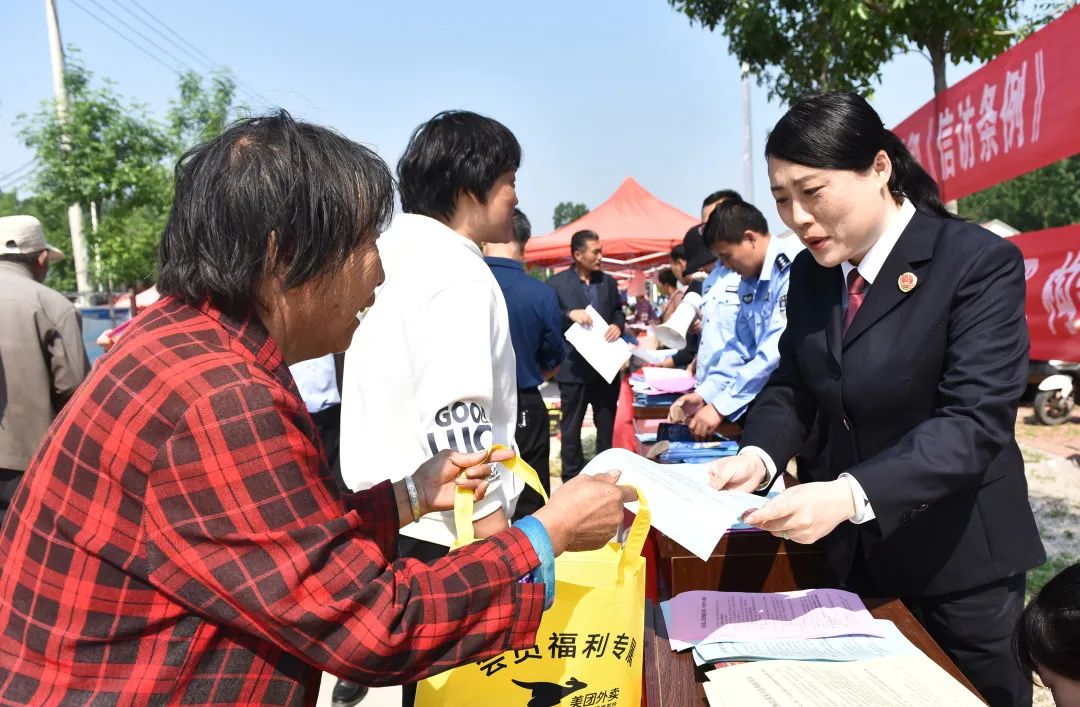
(1034, 360, 1079, 425)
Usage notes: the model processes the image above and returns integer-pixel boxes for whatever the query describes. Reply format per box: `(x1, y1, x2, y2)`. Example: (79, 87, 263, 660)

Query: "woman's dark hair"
(397, 110, 521, 221)
(669, 244, 686, 262)
(1016, 562, 1080, 681)
(158, 110, 393, 316)
(571, 229, 600, 254)
(657, 267, 678, 288)
(765, 91, 957, 220)
(703, 199, 769, 248)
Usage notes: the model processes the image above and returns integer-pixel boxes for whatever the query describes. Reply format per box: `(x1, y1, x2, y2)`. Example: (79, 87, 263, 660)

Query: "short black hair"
(670, 244, 686, 262)
(703, 199, 769, 248)
(397, 110, 521, 221)
(571, 229, 599, 254)
(702, 189, 742, 209)
(511, 208, 531, 248)
(157, 110, 394, 316)
(657, 268, 678, 288)
(1016, 562, 1080, 681)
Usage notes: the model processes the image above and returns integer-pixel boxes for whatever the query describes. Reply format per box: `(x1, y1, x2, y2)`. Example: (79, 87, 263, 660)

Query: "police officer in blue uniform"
(670, 200, 803, 439)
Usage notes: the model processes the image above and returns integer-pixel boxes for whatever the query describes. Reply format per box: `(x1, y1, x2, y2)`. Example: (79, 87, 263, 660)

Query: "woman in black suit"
(707, 92, 1045, 707)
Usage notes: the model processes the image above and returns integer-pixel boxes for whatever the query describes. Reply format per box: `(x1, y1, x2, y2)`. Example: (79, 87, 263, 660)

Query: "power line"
(105, 0, 272, 107)
(0, 167, 40, 193)
(121, 0, 218, 70)
(0, 159, 38, 184)
(77, 0, 199, 74)
(65, 0, 184, 76)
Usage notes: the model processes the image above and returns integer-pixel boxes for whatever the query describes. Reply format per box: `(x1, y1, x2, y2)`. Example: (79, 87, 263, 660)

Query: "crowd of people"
(0, 92, 1076, 707)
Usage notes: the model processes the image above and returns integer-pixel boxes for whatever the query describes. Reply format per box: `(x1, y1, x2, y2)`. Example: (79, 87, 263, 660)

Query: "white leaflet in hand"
(580, 448, 762, 561)
(564, 305, 631, 383)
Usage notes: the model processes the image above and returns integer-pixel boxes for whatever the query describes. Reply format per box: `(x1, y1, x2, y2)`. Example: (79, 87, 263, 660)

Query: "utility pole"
(740, 63, 754, 204)
(44, 0, 91, 304)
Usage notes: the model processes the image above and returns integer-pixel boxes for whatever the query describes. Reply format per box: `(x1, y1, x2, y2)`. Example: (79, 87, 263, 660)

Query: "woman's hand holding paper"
(707, 454, 767, 493)
(741, 481, 856, 544)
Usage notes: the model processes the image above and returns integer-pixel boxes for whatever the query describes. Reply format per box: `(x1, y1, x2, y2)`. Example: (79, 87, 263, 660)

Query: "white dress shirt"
(740, 199, 917, 524)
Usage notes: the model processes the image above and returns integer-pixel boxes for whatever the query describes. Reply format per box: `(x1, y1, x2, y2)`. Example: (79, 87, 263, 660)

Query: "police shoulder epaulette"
(776, 252, 791, 272)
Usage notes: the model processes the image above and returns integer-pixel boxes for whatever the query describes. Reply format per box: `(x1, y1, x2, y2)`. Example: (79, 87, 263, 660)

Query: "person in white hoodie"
(337, 110, 525, 706)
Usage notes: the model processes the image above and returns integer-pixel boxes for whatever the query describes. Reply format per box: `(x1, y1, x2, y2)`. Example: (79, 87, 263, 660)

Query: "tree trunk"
(928, 41, 948, 95)
(927, 38, 957, 212)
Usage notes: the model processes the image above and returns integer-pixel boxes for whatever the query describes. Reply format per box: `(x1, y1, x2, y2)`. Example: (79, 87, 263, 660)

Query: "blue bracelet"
(513, 516, 556, 610)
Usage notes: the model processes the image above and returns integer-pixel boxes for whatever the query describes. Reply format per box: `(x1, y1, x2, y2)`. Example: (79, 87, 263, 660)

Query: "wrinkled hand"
(689, 318, 703, 336)
(707, 454, 767, 493)
(689, 403, 722, 440)
(533, 473, 638, 555)
(669, 392, 704, 423)
(411, 447, 516, 515)
(741, 480, 856, 544)
(569, 309, 593, 326)
(604, 324, 622, 342)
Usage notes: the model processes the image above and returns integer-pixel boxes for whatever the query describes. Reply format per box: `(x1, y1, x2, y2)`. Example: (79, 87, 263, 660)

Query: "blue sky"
(2, 0, 988, 235)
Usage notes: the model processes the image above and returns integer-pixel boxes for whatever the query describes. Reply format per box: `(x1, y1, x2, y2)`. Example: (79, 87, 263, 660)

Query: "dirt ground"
(1014, 406, 1079, 706)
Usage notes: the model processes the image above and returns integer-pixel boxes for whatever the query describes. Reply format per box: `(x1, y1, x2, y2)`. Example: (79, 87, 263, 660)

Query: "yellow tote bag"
(416, 446, 650, 707)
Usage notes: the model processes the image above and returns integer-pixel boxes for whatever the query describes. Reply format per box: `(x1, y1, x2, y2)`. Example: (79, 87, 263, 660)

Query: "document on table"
(663, 588, 884, 647)
(702, 653, 985, 707)
(630, 347, 677, 365)
(564, 305, 631, 383)
(690, 619, 919, 665)
(580, 448, 763, 561)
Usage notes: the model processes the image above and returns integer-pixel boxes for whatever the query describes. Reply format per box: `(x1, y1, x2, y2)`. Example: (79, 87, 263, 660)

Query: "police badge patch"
(742, 293, 753, 304)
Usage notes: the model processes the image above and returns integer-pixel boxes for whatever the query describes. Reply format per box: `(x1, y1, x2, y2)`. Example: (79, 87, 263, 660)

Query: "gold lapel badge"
(898, 272, 918, 293)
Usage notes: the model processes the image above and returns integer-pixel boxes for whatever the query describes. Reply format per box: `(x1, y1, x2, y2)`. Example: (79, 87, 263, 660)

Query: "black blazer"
(742, 210, 1045, 596)
(547, 268, 625, 384)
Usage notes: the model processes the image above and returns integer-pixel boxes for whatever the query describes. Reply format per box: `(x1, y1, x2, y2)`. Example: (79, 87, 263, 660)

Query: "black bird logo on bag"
(511, 676, 588, 706)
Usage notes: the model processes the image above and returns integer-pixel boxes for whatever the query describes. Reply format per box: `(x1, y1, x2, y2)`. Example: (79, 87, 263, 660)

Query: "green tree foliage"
(667, 0, 1023, 101)
(167, 70, 242, 158)
(4, 56, 238, 291)
(960, 156, 1080, 232)
(553, 201, 589, 229)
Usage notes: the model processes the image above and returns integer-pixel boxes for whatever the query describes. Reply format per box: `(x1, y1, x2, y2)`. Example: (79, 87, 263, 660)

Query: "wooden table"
(643, 598, 984, 706)
(655, 527, 826, 598)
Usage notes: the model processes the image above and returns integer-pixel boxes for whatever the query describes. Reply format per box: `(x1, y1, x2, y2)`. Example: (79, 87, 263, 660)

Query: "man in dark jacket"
(547, 230, 624, 480)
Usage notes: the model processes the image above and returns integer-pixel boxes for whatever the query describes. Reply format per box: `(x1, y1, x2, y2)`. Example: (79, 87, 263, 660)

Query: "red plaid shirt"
(0, 299, 543, 706)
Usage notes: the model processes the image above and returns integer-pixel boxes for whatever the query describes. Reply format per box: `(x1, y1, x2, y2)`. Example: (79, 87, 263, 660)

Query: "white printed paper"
(564, 306, 631, 383)
(702, 653, 985, 706)
(691, 619, 919, 665)
(580, 448, 762, 561)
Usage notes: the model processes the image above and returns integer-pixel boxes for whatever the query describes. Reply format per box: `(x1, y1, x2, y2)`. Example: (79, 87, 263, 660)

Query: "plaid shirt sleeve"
(143, 378, 544, 685)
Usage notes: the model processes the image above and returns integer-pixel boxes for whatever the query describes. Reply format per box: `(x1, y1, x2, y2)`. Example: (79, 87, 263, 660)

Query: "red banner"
(1011, 226, 1080, 362)
(893, 6, 1080, 202)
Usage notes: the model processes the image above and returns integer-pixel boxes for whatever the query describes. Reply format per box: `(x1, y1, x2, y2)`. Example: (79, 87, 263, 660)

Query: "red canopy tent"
(524, 177, 697, 273)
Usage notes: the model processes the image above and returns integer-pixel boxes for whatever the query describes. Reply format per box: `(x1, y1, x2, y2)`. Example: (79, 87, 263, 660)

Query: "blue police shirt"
(695, 234, 805, 420)
(485, 256, 566, 390)
(695, 266, 743, 387)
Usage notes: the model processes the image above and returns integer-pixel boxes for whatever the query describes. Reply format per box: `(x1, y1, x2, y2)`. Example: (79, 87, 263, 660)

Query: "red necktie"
(843, 268, 867, 335)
